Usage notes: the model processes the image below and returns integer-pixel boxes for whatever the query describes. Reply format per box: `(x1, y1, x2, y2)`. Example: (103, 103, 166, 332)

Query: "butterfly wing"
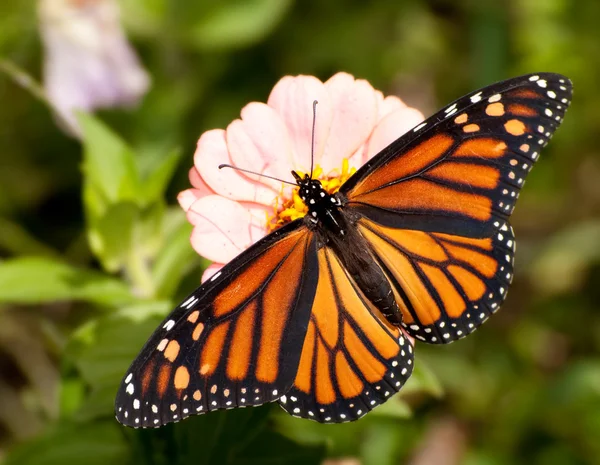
(340, 73, 572, 343)
(115, 221, 319, 428)
(278, 246, 414, 423)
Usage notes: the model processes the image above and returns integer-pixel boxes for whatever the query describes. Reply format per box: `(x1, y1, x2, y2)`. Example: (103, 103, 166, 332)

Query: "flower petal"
(379, 95, 408, 118)
(320, 73, 378, 171)
(177, 188, 203, 212)
(267, 75, 333, 172)
(226, 102, 295, 189)
(194, 129, 278, 206)
(365, 107, 425, 161)
(187, 195, 269, 264)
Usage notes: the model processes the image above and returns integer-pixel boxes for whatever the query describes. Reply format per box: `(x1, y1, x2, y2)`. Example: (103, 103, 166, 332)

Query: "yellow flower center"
(267, 158, 356, 231)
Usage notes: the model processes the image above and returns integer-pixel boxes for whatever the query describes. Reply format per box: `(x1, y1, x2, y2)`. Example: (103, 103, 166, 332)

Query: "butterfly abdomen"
(324, 210, 403, 326)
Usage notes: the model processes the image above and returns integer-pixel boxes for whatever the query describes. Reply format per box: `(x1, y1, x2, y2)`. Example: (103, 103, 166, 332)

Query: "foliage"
(1, 0, 599, 464)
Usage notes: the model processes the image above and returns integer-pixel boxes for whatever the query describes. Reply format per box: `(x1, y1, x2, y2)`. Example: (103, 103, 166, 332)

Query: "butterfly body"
(295, 172, 404, 325)
(116, 73, 572, 427)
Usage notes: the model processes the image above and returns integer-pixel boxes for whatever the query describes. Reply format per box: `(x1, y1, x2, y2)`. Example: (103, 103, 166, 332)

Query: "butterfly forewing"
(278, 246, 414, 423)
(115, 222, 318, 428)
(341, 73, 572, 342)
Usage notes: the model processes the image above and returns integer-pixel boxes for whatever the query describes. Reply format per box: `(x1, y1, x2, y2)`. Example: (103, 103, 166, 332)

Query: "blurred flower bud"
(38, 0, 150, 136)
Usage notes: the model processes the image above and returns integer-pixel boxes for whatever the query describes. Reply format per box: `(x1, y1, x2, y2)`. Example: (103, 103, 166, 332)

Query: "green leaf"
(130, 407, 325, 465)
(140, 148, 182, 205)
(0, 257, 134, 306)
(187, 0, 293, 50)
(87, 202, 139, 273)
(4, 421, 130, 465)
(369, 396, 412, 419)
(152, 215, 199, 298)
(79, 112, 141, 204)
(530, 219, 600, 295)
(402, 358, 444, 398)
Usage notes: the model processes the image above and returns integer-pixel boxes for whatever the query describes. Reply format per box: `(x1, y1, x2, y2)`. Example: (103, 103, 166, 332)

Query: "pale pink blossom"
(38, 0, 150, 136)
(178, 72, 424, 282)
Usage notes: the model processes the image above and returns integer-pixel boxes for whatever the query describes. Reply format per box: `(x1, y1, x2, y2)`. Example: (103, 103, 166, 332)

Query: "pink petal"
(201, 263, 224, 283)
(320, 73, 378, 172)
(365, 107, 425, 160)
(379, 95, 408, 118)
(226, 102, 295, 189)
(177, 188, 203, 212)
(189, 167, 215, 194)
(187, 195, 269, 264)
(194, 129, 277, 206)
(267, 75, 333, 172)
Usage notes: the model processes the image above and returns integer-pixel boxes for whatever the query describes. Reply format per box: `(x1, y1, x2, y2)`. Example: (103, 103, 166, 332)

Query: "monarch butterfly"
(115, 73, 571, 427)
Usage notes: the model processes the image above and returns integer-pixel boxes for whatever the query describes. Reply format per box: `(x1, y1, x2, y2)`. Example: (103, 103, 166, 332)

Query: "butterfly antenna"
(310, 100, 318, 179)
(218, 164, 296, 186)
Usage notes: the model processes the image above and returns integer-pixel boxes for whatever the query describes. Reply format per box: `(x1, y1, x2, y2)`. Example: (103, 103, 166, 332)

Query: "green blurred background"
(1, 0, 599, 464)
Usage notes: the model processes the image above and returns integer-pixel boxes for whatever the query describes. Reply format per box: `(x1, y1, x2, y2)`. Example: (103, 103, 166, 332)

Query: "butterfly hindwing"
(278, 246, 414, 423)
(340, 73, 571, 342)
(358, 218, 514, 343)
(115, 221, 319, 428)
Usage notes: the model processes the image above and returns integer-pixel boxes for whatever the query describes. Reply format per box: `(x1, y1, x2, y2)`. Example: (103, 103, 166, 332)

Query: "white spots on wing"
(536, 79, 547, 88)
(163, 320, 175, 331)
(181, 296, 195, 308)
(470, 92, 483, 103)
(545, 108, 553, 117)
(125, 373, 132, 384)
(488, 93, 501, 103)
(210, 271, 222, 282)
(133, 399, 140, 410)
(445, 103, 458, 113)
(152, 405, 158, 413)
(547, 90, 556, 99)
(413, 122, 427, 132)
(185, 297, 199, 309)
(280, 395, 287, 404)
(126, 383, 134, 395)
(529, 75, 539, 81)
(156, 338, 169, 351)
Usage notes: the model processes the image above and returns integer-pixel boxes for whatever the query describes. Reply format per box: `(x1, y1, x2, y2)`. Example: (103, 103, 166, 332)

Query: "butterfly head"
(292, 170, 326, 203)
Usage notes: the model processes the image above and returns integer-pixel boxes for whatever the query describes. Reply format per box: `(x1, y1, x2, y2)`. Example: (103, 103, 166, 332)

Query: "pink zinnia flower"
(178, 72, 424, 281)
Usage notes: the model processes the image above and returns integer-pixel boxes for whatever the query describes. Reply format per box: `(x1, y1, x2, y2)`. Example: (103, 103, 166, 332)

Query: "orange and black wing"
(340, 73, 572, 342)
(115, 221, 318, 428)
(278, 246, 414, 423)
(358, 219, 513, 342)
